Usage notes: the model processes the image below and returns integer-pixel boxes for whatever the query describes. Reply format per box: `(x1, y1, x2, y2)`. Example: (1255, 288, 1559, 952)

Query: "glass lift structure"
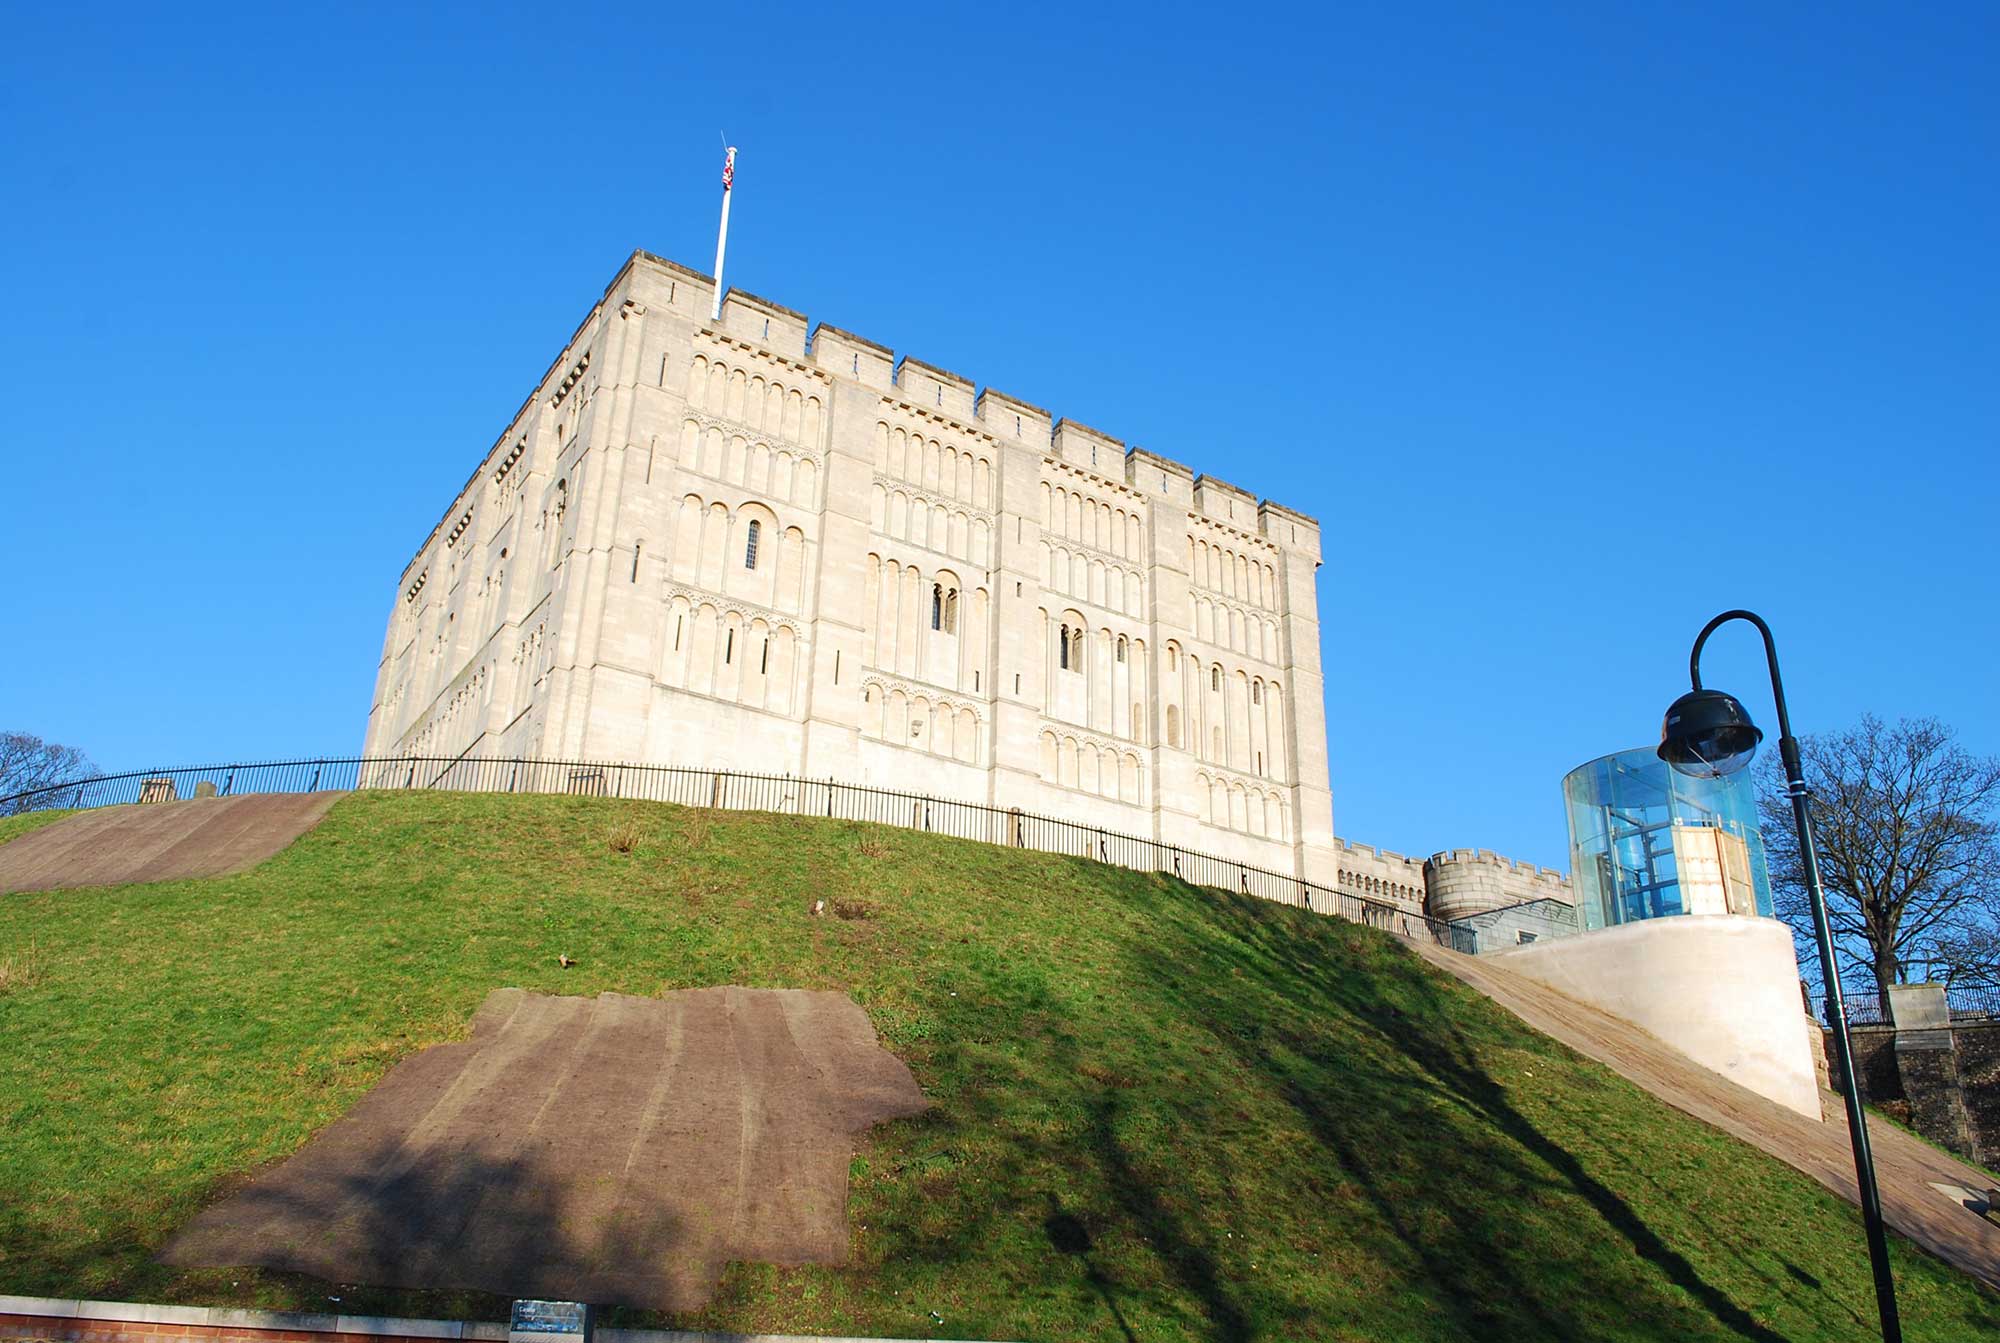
(1561, 746, 1773, 932)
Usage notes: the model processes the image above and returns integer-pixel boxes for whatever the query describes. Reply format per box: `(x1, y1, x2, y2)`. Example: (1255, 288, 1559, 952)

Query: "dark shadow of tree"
(846, 864, 1890, 1341)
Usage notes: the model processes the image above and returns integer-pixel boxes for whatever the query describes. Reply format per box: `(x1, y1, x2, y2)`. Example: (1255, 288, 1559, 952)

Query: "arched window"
(1115, 635, 1127, 663)
(1211, 666, 1221, 692)
(1058, 624, 1071, 670)
(932, 583, 943, 631)
(1252, 681, 1261, 705)
(744, 519, 761, 569)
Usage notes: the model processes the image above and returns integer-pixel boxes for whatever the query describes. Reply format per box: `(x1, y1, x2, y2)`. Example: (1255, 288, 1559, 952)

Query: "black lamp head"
(1658, 687, 1763, 778)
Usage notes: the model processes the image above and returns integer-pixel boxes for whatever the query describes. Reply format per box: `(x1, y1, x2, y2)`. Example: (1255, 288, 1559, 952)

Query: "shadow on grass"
(856, 867, 1833, 1341)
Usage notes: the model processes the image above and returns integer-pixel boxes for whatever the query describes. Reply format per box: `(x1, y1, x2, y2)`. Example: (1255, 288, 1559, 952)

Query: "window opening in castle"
(833, 650, 841, 684)
(744, 519, 761, 569)
(1058, 625, 1072, 671)
(673, 615, 683, 651)
(631, 543, 642, 583)
(931, 585, 943, 632)
(1211, 667, 1221, 692)
(1252, 682, 1260, 705)
(1116, 636, 1127, 663)
(725, 630, 735, 664)
(760, 639, 769, 674)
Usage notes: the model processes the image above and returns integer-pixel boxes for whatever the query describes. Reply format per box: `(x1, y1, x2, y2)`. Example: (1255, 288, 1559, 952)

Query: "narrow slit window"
(1211, 667, 1221, 692)
(834, 650, 841, 684)
(631, 543, 642, 582)
(744, 519, 761, 569)
(760, 639, 769, 673)
(931, 584, 943, 631)
(725, 630, 735, 664)
(673, 615, 684, 650)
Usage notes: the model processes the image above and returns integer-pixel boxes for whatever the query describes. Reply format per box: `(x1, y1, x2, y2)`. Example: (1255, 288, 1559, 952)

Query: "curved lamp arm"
(1688, 608, 1802, 782)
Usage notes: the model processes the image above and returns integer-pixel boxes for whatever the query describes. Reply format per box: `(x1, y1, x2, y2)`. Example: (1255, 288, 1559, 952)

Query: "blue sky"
(1, 3, 1993, 871)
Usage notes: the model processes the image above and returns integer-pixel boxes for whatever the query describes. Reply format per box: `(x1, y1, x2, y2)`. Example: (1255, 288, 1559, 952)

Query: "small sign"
(509, 1300, 592, 1343)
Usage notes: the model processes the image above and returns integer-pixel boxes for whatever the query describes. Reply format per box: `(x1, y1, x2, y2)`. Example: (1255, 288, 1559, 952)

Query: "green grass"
(0, 791, 1994, 1341)
(0, 807, 77, 846)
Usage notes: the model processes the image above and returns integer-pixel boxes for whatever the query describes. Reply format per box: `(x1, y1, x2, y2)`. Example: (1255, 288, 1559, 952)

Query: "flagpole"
(711, 145, 737, 322)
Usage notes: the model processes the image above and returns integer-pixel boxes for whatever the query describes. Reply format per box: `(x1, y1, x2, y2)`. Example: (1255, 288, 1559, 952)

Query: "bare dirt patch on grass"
(0, 793, 344, 893)
(161, 985, 926, 1310)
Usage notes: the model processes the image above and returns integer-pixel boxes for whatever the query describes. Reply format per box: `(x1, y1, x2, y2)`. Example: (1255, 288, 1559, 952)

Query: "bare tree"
(1758, 715, 2000, 1011)
(0, 731, 100, 814)
(1924, 923, 2000, 991)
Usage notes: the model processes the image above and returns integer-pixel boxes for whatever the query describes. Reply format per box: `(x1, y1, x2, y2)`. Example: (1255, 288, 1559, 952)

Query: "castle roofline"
(724, 288, 809, 324)
(630, 250, 713, 286)
(1194, 473, 1256, 501)
(813, 323, 894, 357)
(978, 387, 1053, 420)
(1127, 446, 1195, 480)
(399, 247, 1330, 582)
(1053, 417, 1125, 449)
(1261, 499, 1320, 528)
(898, 355, 975, 390)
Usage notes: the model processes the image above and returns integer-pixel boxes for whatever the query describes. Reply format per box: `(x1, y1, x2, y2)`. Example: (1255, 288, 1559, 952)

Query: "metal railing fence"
(1814, 981, 2000, 1026)
(1, 755, 1446, 942)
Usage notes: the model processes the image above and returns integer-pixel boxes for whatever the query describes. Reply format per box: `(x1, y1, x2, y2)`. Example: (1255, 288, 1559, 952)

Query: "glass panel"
(1562, 746, 1774, 929)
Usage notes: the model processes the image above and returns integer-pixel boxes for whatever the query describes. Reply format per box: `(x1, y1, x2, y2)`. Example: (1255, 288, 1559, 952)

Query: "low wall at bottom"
(1488, 915, 1823, 1120)
(0, 1297, 997, 1343)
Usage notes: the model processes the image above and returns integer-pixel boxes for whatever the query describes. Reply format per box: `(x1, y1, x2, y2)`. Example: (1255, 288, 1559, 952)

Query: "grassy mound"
(0, 791, 1994, 1341)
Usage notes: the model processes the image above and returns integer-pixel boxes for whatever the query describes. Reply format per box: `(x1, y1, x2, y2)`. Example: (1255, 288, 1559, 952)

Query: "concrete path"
(0, 792, 345, 893)
(1405, 936, 2000, 1290)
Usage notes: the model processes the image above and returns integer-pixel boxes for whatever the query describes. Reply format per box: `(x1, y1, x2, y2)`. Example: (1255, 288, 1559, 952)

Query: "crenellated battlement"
(1328, 835, 1574, 923)
(1427, 848, 1571, 886)
(611, 251, 1320, 551)
(1423, 846, 1573, 924)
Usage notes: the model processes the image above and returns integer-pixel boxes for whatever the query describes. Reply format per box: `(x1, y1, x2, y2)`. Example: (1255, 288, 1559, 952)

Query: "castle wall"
(364, 251, 1340, 888)
(1424, 848, 1572, 923)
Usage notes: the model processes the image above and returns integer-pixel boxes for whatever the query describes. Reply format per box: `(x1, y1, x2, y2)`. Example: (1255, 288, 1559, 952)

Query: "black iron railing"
(1814, 981, 2000, 1026)
(0, 755, 1446, 942)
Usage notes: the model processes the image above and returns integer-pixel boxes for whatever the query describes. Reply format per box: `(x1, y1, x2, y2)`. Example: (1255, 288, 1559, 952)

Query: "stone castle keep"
(363, 250, 1568, 922)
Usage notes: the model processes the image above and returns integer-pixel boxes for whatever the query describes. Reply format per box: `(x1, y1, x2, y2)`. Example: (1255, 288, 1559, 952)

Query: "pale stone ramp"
(162, 987, 930, 1311)
(0, 792, 345, 893)
(1405, 936, 2000, 1290)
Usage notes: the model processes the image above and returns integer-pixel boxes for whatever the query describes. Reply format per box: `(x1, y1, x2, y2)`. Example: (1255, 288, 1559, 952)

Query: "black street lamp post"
(1657, 608, 1902, 1343)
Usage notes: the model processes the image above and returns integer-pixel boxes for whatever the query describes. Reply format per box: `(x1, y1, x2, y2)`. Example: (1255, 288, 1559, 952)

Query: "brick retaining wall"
(1824, 1019, 2000, 1166)
(0, 1299, 996, 1343)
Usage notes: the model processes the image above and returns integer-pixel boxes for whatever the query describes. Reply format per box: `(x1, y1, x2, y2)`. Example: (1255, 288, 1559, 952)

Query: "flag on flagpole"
(722, 147, 737, 191)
